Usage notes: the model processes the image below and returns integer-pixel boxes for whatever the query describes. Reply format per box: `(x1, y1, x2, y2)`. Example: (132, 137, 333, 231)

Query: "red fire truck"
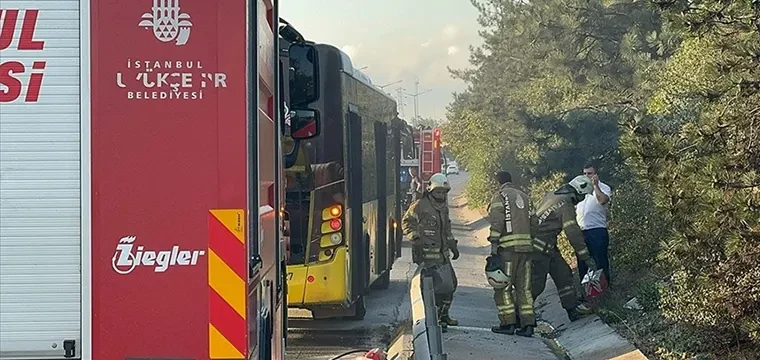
(401, 127, 443, 181)
(0, 1, 318, 359)
(400, 126, 443, 209)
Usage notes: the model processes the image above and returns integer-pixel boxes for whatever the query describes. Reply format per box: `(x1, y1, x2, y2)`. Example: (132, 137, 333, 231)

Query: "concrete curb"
(551, 315, 648, 360)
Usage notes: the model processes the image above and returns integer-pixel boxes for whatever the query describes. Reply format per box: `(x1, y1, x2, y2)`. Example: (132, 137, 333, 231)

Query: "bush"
(608, 179, 670, 277)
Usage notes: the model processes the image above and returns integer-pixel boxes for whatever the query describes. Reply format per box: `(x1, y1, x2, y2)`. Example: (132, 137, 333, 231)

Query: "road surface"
(285, 248, 414, 359)
(441, 172, 564, 359)
(285, 171, 564, 359)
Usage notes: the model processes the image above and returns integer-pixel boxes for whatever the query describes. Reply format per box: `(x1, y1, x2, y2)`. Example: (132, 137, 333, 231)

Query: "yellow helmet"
(426, 173, 451, 192)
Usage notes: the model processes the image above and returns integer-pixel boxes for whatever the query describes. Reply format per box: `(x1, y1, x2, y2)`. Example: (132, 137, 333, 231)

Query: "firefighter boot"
(566, 303, 593, 321)
(439, 302, 458, 326)
(438, 320, 448, 333)
(440, 315, 458, 326)
(515, 325, 534, 337)
(491, 324, 516, 335)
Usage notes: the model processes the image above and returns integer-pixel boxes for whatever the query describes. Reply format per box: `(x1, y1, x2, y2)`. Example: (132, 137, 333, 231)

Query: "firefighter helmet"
(569, 175, 594, 196)
(426, 173, 451, 193)
(485, 254, 509, 289)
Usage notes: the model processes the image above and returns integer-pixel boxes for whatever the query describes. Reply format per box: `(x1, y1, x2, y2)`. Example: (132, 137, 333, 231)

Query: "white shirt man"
(576, 180, 612, 231)
(574, 165, 612, 283)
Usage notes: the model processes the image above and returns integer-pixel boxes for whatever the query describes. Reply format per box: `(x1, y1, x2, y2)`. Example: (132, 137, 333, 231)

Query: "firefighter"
(531, 175, 597, 321)
(402, 173, 460, 330)
(408, 167, 423, 202)
(487, 171, 536, 337)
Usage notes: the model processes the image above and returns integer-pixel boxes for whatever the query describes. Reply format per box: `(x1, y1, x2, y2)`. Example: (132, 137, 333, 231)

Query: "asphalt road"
(285, 245, 415, 359)
(285, 171, 563, 359)
(441, 172, 564, 359)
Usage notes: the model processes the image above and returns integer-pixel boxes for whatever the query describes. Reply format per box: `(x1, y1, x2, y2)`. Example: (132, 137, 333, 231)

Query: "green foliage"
(608, 179, 669, 276)
(447, 0, 760, 356)
(633, 277, 661, 312)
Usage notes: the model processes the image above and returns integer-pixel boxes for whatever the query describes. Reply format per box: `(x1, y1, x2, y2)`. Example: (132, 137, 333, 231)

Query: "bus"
(284, 44, 404, 319)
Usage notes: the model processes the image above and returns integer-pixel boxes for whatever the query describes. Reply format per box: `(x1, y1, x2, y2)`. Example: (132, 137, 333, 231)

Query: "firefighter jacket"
(531, 192, 590, 261)
(402, 195, 456, 264)
(487, 183, 534, 252)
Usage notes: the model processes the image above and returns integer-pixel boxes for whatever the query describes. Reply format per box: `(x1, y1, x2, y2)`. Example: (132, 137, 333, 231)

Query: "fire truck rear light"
(307, 275, 315, 283)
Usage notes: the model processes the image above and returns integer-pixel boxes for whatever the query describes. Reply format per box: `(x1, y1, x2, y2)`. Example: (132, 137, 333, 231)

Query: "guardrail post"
(410, 267, 448, 360)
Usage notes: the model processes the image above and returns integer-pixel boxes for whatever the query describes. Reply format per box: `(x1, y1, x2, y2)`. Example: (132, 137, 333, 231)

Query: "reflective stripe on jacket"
(487, 183, 533, 252)
(531, 192, 590, 260)
(402, 196, 455, 263)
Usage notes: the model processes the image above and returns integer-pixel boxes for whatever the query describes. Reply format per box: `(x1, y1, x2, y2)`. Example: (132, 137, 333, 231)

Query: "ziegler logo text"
(112, 236, 206, 275)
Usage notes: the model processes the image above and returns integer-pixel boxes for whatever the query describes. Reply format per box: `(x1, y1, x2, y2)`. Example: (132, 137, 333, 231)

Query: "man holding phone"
(575, 164, 613, 284)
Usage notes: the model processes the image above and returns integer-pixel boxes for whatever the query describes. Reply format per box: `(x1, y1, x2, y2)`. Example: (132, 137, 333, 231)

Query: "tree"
(445, 0, 760, 356)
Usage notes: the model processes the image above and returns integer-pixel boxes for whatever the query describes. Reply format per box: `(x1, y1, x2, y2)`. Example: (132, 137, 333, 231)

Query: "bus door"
(346, 105, 368, 302)
(392, 122, 403, 259)
(374, 121, 389, 274)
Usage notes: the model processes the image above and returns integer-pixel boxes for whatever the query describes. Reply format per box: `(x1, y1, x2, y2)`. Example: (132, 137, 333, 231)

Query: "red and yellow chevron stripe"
(208, 209, 247, 359)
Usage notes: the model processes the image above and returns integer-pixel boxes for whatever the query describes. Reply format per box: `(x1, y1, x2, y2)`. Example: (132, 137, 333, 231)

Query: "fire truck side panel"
(0, 1, 89, 358)
(89, 0, 249, 359)
(250, 0, 285, 357)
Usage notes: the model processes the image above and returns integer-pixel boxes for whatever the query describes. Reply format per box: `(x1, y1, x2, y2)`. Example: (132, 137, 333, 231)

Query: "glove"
(451, 246, 460, 260)
(585, 258, 597, 271)
(412, 245, 423, 264)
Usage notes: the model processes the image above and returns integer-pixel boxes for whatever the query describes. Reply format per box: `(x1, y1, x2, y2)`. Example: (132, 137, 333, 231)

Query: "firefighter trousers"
(436, 292, 455, 319)
(420, 259, 458, 320)
(531, 249, 579, 310)
(493, 249, 535, 327)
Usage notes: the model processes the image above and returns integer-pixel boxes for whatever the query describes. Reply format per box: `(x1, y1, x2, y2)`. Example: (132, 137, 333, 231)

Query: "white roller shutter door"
(0, 1, 84, 358)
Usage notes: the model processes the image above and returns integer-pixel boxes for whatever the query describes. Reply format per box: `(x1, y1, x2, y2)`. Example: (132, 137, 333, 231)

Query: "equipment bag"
(581, 269, 608, 300)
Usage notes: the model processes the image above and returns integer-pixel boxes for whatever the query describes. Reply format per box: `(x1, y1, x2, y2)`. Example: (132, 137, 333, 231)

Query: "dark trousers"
(532, 249, 579, 310)
(576, 228, 611, 283)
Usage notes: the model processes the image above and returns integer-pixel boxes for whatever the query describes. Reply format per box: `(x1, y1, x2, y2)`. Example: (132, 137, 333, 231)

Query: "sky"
(281, 0, 483, 121)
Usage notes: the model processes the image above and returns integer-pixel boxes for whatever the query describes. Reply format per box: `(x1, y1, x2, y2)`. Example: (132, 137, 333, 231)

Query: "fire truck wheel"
(371, 270, 391, 290)
(349, 296, 367, 320)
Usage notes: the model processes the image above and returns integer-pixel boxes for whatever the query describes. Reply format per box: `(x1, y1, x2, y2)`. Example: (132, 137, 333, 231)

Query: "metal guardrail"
(410, 267, 447, 360)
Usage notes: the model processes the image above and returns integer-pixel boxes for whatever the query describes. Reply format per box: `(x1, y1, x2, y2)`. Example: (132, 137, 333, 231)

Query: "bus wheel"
(371, 270, 390, 290)
(349, 296, 367, 320)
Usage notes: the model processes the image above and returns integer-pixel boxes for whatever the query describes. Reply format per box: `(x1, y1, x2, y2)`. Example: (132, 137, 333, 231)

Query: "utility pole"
(395, 87, 407, 118)
(405, 76, 432, 122)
